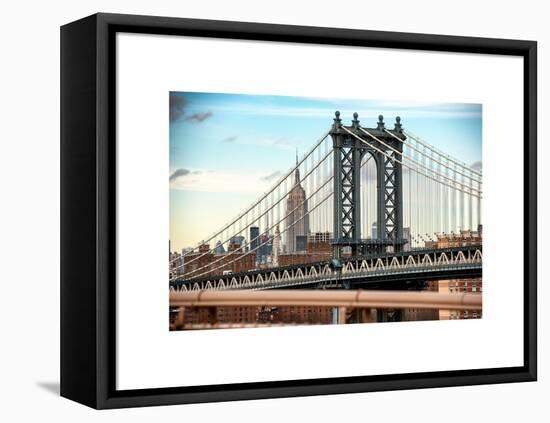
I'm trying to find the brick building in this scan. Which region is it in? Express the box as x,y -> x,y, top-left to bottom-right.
177,306 -> 258,326
429,228 -> 483,320
278,232 -> 334,266
182,243 -> 256,278
439,277 -> 483,320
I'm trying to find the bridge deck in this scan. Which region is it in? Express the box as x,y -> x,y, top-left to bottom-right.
170,245 -> 482,292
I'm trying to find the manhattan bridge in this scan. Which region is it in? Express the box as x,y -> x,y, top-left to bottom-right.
169,112 -> 482,293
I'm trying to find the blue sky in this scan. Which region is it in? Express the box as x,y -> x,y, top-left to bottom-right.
169,92 -> 482,251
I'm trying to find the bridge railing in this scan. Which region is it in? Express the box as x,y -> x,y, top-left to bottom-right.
170,289 -> 481,309
171,246 -> 482,291
170,289 -> 482,330
172,245 -> 482,289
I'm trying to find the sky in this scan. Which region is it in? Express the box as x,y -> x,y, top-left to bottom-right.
169,92 -> 482,252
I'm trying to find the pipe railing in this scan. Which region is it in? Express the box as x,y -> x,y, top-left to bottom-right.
170,289 -> 482,310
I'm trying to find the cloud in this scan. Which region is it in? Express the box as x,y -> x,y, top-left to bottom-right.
470,161 -> 482,171
201,102 -> 482,121
252,137 -> 294,151
184,111 -> 213,123
169,94 -> 188,122
170,169 -> 274,193
261,171 -> 282,182
221,136 -> 238,143
232,137 -> 294,151
170,168 -> 201,182
169,93 -> 212,123
272,138 -> 292,148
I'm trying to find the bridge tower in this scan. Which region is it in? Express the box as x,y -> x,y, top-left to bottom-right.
330,111 -> 406,259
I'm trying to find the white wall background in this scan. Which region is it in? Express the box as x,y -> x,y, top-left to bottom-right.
0,0 -> 547,420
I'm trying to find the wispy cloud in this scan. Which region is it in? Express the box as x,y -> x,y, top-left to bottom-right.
170,93 -> 213,123
170,169 -> 274,193
184,111 -> 213,123
470,161 -> 482,171
261,171 -> 282,182
170,168 -> 200,182
271,138 -> 293,148
203,103 -> 481,121
221,136 -> 238,143
225,136 -> 294,151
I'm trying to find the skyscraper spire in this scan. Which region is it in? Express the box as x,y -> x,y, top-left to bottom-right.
286,148 -> 309,253
294,148 -> 300,185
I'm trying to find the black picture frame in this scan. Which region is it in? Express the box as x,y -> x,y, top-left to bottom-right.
60,12 -> 537,409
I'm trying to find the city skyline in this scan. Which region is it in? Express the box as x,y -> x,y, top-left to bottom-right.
170,92 -> 482,252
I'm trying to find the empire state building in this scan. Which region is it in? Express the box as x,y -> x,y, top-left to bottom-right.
285,156 -> 309,252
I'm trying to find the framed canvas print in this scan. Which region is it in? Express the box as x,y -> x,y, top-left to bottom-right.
60,13 -> 537,409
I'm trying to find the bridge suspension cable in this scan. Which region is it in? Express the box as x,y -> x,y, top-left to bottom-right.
403,129 -> 482,178
359,127 -> 482,196
172,162 -> 336,280
171,114 -> 483,279
170,128 -> 332,263
383,129 -> 482,184
340,126 -> 482,199
170,147 -> 335,270
173,173 -> 336,281
173,155 -> 375,282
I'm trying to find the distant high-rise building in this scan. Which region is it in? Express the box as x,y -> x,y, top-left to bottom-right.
258,232 -> 272,263
403,227 -> 411,251
228,235 -> 246,252
272,225 -> 281,266
257,215 -> 272,264
214,240 -> 225,254
285,153 -> 309,253
229,235 -> 245,247
296,235 -> 307,252
170,245 -> 206,278
250,226 -> 260,253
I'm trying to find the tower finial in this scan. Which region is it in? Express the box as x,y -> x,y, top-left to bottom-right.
377,114 -> 385,130
333,110 -> 342,130
394,116 -> 402,132
352,112 -> 360,128
294,148 -> 301,185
